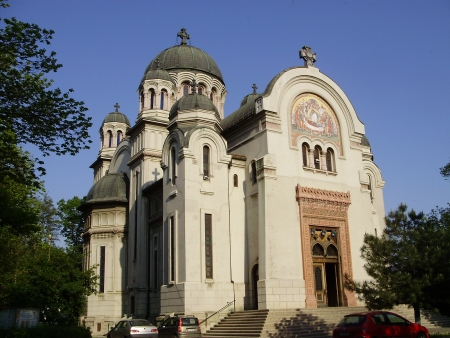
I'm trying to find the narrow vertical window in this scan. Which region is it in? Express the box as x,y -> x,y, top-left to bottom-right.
150,90 -> 155,109
302,143 -> 309,167
198,86 -> 203,95
140,91 -> 144,110
108,131 -> 113,148
203,146 -> 210,178
326,148 -> 334,172
99,246 -> 105,293
170,147 -> 176,184
117,131 -> 122,146
130,296 -> 135,315
233,174 -> 238,187
314,146 -> 320,169
170,216 -> 175,282
251,161 -> 257,184
205,214 -> 213,279
183,85 -> 189,96
153,236 -> 158,289
368,174 -> 374,203
160,90 -> 166,109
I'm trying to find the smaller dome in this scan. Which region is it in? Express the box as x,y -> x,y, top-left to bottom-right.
103,112 -> 131,126
169,93 -> 219,119
361,135 -> 371,147
85,172 -> 129,205
142,68 -> 175,85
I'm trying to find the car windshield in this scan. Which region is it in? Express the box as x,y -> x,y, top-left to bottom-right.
337,315 -> 367,327
130,320 -> 151,327
181,318 -> 198,326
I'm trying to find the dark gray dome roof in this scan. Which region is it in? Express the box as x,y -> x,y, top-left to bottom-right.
145,45 -> 224,84
169,93 -> 220,120
361,135 -> 371,147
221,93 -> 260,131
85,172 -> 129,205
142,68 -> 175,85
103,112 -> 131,126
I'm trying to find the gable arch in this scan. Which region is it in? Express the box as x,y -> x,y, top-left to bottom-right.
184,127 -> 230,165
161,130 -> 182,169
363,160 -> 385,189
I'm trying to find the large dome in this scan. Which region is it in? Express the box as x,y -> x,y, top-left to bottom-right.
144,45 -> 224,84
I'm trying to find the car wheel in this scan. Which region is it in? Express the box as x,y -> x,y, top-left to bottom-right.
417,333 -> 426,338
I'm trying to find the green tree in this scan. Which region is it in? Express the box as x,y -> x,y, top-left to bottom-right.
345,204 -> 441,324
57,196 -> 86,248
37,192 -> 60,241
440,161 -> 450,179
1,240 -> 97,324
0,3 -> 92,180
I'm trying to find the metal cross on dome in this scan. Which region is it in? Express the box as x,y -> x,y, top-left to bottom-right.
190,78 -> 198,93
252,84 -> 258,94
114,103 -> 120,112
155,57 -> 161,69
178,28 -> 190,45
300,46 -> 317,67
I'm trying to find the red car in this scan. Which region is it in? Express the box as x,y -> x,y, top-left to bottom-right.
332,311 -> 430,338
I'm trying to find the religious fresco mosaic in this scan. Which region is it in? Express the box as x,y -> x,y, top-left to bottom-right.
291,93 -> 341,153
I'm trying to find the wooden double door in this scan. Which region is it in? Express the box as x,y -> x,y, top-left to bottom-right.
313,260 -> 342,307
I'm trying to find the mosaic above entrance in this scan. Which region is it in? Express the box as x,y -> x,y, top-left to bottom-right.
291,93 -> 341,151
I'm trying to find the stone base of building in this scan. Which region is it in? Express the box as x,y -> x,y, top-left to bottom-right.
257,279 -> 306,309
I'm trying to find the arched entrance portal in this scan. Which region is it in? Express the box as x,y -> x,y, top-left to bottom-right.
251,264 -> 259,310
311,232 -> 342,307
296,184 -> 357,308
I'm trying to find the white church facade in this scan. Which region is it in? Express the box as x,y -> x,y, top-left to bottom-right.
79,29 -> 385,335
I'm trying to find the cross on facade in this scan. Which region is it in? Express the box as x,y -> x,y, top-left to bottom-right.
152,168 -> 160,181
177,28 -> 190,45
252,84 -> 258,94
190,78 -> 198,93
114,103 -> 120,112
299,46 -> 317,67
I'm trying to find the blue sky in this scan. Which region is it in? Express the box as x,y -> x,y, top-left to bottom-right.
4,0 -> 450,215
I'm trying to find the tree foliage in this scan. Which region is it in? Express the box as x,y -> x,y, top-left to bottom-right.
346,204 -> 450,323
0,237 -> 97,324
440,160 -> 450,179
57,196 -> 86,248
0,6 -> 92,178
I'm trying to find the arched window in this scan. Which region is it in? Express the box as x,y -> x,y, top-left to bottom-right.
251,161 -> 257,185
117,131 -> 122,146
183,84 -> 189,96
170,146 -> 176,184
233,174 -> 238,187
327,245 -> 338,257
203,146 -> 210,178
315,267 -> 323,291
302,143 -> 309,167
326,148 -> 335,172
314,146 -> 321,169
150,89 -> 155,109
160,90 -> 166,109
368,174 -> 374,203
108,131 -> 113,148
140,91 -> 144,111
312,243 -> 324,256
198,86 -> 203,95
210,88 -> 216,104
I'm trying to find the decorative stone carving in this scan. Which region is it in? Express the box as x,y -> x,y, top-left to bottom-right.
296,184 -> 357,308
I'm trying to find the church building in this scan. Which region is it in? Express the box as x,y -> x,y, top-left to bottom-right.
79,28 -> 385,335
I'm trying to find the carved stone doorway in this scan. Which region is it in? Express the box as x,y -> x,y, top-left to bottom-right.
296,184 -> 357,308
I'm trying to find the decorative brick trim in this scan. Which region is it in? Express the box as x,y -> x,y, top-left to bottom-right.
296,184 -> 357,308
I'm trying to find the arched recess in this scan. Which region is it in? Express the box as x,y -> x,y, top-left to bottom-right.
109,140 -> 131,174
184,127 -> 231,166
161,130 -> 182,170
362,160 -> 385,189
262,68 -> 365,151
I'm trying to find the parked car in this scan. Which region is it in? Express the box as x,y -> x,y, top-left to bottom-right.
107,319 -> 158,338
158,315 -> 201,338
332,311 -> 430,338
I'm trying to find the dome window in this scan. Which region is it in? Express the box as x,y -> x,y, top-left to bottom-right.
183,84 -> 189,96
117,131 -> 122,146
108,131 -> 113,148
140,91 -> 144,111
150,89 -> 155,109
160,90 -> 167,110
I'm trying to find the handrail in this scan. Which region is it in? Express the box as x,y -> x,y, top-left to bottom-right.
199,300 -> 235,325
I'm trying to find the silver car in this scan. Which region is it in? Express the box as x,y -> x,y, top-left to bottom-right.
108,319 -> 158,338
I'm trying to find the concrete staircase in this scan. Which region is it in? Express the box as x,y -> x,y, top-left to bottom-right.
203,306 -> 450,338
